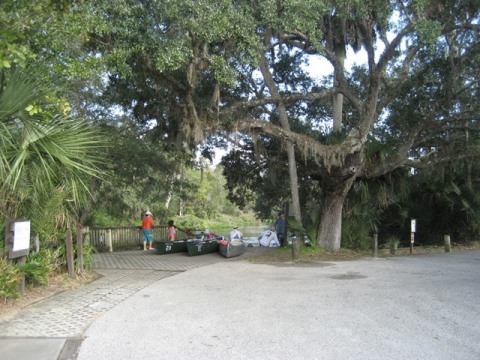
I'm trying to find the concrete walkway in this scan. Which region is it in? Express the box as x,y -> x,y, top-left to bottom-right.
2,249 -> 480,359
0,248 -> 259,360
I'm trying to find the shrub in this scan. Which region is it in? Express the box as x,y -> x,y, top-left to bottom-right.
44,242 -> 94,273
81,243 -> 94,271
19,250 -> 54,286
0,258 -> 22,300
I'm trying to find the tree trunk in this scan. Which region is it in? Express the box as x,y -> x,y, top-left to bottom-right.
464,120 -> 472,188
332,92 -> 344,132
164,167 -> 180,212
258,49 -> 304,261
317,178 -> 356,251
258,51 -> 302,227
332,41 -> 346,133
178,172 -> 184,217
286,141 -> 302,222
164,184 -> 173,211
287,141 -> 302,258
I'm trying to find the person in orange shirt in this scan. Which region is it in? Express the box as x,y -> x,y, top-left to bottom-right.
142,211 -> 154,250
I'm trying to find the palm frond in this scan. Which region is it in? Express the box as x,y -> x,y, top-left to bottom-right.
1,67 -> 105,227
0,70 -> 46,122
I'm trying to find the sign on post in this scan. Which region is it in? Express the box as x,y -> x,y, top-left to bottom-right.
4,219 -> 31,295
410,219 -> 416,254
5,219 -> 31,259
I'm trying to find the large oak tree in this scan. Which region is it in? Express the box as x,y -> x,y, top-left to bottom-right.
76,0 -> 480,250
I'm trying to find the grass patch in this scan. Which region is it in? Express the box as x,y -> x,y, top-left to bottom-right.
248,242 -> 480,263
249,246 -> 369,263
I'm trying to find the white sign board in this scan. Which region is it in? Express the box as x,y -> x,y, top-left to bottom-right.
12,220 -> 31,251
411,219 -> 416,233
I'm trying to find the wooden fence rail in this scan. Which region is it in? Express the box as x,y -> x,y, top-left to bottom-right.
87,226 -> 190,251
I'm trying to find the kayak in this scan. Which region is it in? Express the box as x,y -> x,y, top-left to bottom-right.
218,240 -> 247,258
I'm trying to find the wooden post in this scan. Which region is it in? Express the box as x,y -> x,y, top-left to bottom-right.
292,234 -> 300,260
16,256 -> 26,295
389,238 -> 395,256
107,228 -> 113,252
3,219 -> 11,260
65,228 -> 75,277
410,233 -> 414,254
444,235 -> 451,253
76,226 -> 84,273
373,233 -> 378,258
84,226 -> 90,245
33,233 -> 40,252
5,219 -> 31,293
290,203 -> 299,261
410,219 -> 416,255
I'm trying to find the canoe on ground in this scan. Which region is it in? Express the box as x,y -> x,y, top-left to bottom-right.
218,240 -> 247,258
154,239 -> 197,255
187,239 -> 219,256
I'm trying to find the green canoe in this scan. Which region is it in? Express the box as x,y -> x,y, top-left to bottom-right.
186,239 -> 220,256
154,239 -> 197,255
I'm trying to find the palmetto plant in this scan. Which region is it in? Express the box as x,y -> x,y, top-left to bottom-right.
0,68 -> 104,241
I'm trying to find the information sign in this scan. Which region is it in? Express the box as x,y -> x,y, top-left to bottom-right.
13,220 -> 30,251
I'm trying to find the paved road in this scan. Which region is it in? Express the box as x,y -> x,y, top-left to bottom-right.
78,251 -> 480,360
2,249 -> 480,359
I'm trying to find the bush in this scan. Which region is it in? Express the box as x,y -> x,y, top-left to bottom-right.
0,258 -> 22,300
44,242 -> 93,274
81,243 -> 94,271
19,250 -> 54,286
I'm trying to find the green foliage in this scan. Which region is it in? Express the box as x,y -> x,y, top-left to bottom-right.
407,179 -> 480,244
221,142 -> 293,218
88,209 -> 125,227
20,250 -> 55,287
4,0 -> 476,255
46,242 -> 96,274
174,210 -> 260,233
343,192 -> 377,251
84,123 -> 177,226
0,240 -> 93,301
81,243 -> 94,271
385,236 -> 400,251
0,67 -> 105,240
50,243 -> 70,273
376,161 -> 480,247
0,258 -> 21,300
286,213 -> 320,248
257,0 -> 328,49
342,209 -> 377,251
0,0 -> 75,71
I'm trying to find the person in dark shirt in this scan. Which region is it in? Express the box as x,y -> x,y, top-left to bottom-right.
274,211 -> 285,246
